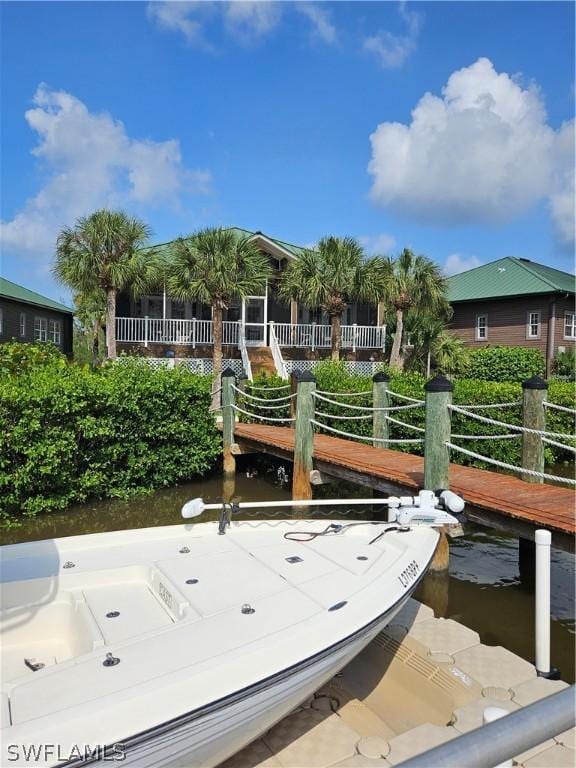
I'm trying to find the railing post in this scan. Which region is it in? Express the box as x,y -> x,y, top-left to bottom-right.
292,371 -> 316,500
352,323 -> 358,353
424,374 -> 453,491
269,320 -> 274,349
311,322 -> 316,352
289,370 -> 300,419
222,368 -> 236,476
372,371 -> 389,447
192,318 -> 196,349
521,375 -> 547,483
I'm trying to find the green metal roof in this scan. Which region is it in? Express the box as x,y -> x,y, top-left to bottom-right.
447,257 -> 575,303
0,277 -> 74,314
145,226 -> 308,259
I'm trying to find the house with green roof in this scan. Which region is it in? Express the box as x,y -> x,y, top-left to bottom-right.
447,257 -> 575,374
116,227 -> 386,377
0,277 -> 74,357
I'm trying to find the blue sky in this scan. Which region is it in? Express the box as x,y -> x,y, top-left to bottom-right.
1,1 -> 574,304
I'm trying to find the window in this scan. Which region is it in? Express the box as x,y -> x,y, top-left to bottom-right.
19,313 -> 26,337
527,311 -> 541,339
476,314 -> 488,341
49,319 -> 61,345
565,312 -> 576,340
34,317 -> 47,341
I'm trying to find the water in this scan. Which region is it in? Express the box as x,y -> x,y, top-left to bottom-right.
2,457 -> 574,682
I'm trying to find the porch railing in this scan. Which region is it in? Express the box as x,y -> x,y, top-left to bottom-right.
274,323 -> 386,351
116,318 -> 386,351
238,322 -> 252,380
269,322 -> 287,378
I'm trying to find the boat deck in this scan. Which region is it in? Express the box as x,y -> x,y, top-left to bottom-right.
219,597 -> 574,768
233,424 -> 576,550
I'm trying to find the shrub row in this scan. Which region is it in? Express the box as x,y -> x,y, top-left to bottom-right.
239,361 -> 575,471
0,351 -> 221,521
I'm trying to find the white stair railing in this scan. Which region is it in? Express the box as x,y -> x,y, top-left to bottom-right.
238,321 -> 253,380
268,322 -> 287,379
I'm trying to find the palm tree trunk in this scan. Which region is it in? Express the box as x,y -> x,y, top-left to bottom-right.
105,288 -> 117,359
92,319 -> 100,366
426,348 -> 431,378
389,308 -> 404,369
213,305 -> 223,376
331,313 -> 342,361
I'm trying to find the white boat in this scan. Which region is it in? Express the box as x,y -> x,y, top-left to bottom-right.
0,491 -> 463,768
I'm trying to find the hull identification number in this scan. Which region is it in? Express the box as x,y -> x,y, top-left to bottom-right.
398,560 -> 419,588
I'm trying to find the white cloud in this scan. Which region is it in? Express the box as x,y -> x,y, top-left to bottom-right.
359,233 -> 396,255
363,2 -> 422,69
146,2 -> 213,46
368,58 -> 575,246
443,253 -> 481,276
224,1 -> 282,42
296,3 -> 337,44
0,85 -> 210,257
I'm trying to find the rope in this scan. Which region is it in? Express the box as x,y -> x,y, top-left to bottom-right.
446,442 -> 576,485
384,415 -> 425,433
455,401 -> 520,410
232,385 -> 293,403
247,383 -> 290,391
450,433 -> 520,440
543,401 -> 576,415
387,390 -> 425,404
231,404 -> 295,423
542,436 -> 576,453
314,409 -> 373,421
312,391 -> 422,412
311,418 -> 423,444
449,404 -> 575,439
315,389 -> 371,398
238,400 -> 289,411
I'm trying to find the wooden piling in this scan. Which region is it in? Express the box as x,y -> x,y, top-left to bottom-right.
372,371 -> 390,447
289,370 -> 300,420
521,375 -> 547,484
292,371 -> 316,500
424,374 -> 453,492
221,368 -> 236,476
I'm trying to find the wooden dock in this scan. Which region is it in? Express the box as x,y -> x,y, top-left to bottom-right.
232,423 -> 575,552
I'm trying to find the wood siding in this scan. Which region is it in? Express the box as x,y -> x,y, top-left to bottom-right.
0,297 -> 73,357
449,294 -> 575,358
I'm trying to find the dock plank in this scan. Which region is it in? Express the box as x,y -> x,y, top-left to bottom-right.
233,423 -> 575,543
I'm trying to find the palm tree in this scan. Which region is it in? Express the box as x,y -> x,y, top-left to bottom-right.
384,249 -> 448,370
432,331 -> 470,377
54,210 -> 152,358
74,289 -> 106,366
279,237 -> 388,360
165,228 -> 272,376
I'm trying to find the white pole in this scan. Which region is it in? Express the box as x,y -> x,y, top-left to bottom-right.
535,529 -> 552,676
482,708 -> 513,768
144,316 -> 149,348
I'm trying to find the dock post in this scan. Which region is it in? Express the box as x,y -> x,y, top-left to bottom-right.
221,368 -> 236,476
521,375 -> 547,483
535,529 -> 552,677
289,370 -> 300,420
372,371 -> 390,447
292,371 -> 316,500
424,374 -> 453,491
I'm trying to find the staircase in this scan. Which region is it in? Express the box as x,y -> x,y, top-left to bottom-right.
247,347 -> 277,377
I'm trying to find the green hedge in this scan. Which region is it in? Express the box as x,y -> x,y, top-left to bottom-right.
465,346 -> 545,382
0,353 -> 221,521
239,362 -> 575,471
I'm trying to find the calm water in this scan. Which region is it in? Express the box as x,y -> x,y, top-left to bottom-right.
3,457 -> 574,682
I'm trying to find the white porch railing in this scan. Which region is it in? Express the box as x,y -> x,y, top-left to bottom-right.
116,319 -> 386,352
269,322 -> 287,378
238,322 -> 252,380
274,323 -> 386,351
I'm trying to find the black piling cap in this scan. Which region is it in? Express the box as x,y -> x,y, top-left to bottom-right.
373,371 -> 390,383
522,375 -> 548,390
222,367 -> 236,378
237,372 -> 249,381
298,370 -> 316,382
424,374 -> 453,392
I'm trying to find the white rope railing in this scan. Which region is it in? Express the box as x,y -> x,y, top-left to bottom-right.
449,404 -> 575,440
312,391 -> 422,412
238,400 -> 290,411
455,401 -> 520,410
385,414 -> 425,433
232,385 -> 293,403
446,442 -> 576,485
450,432 -> 521,441
387,390 -> 425,404
542,436 -> 576,453
315,389 -> 371,398
231,404 -> 295,423
311,419 -> 423,444
314,409 -> 373,421
543,401 -> 576,415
